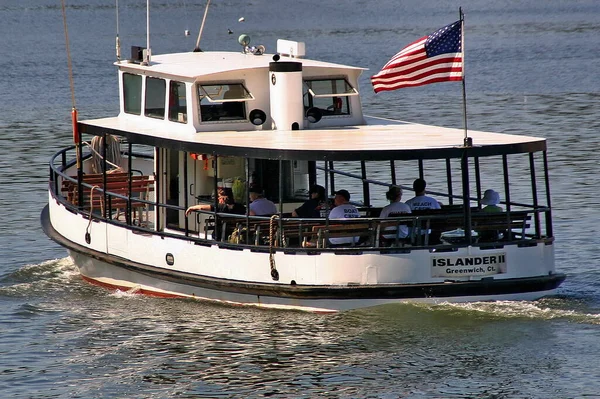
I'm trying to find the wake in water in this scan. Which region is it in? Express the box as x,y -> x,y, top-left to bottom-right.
425,299 -> 600,325
2,257 -> 598,325
0,257 -> 84,298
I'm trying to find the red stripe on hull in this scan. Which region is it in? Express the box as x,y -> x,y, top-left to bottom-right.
80,275 -> 187,299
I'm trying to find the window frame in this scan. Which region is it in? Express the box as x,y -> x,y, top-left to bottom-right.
144,77 -> 167,119
303,77 -> 358,117
168,80 -> 188,124
123,73 -> 143,115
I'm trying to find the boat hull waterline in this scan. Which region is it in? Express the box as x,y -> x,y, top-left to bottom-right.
42,205 -> 565,313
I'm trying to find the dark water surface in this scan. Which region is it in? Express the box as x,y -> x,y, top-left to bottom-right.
1,0 -> 600,398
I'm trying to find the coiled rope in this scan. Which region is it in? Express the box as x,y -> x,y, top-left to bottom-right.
268,215 -> 281,281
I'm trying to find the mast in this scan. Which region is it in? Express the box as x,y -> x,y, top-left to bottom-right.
194,0 -> 212,52
460,8 -> 471,147
143,0 -> 151,65
115,0 -> 121,61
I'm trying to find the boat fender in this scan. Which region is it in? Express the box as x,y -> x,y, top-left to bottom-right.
271,268 -> 279,281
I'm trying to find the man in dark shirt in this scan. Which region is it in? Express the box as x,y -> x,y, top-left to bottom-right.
292,185 -> 327,218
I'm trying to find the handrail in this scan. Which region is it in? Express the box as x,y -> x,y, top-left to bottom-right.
49,145 -> 551,251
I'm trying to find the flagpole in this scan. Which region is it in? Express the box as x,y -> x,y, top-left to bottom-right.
460,8 -> 471,147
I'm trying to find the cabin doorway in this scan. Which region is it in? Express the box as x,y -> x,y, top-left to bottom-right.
165,149 -> 180,228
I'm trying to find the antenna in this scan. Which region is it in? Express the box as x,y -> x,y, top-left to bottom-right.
142,0 -> 151,65
115,0 -> 121,61
193,0 -> 211,52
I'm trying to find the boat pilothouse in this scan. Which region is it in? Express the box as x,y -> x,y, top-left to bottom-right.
42,35 -> 565,312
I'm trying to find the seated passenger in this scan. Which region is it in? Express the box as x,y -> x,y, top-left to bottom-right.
405,178 -> 441,211
292,184 -> 328,218
405,178 -> 441,243
185,187 -> 246,216
481,189 -> 502,212
479,189 -> 504,242
249,184 -> 277,216
380,186 -> 412,243
328,189 -> 360,246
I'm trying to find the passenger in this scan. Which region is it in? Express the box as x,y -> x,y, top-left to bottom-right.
380,186 -> 412,242
328,189 -> 360,246
292,184 -> 327,218
185,187 -> 245,216
478,189 -> 504,242
249,184 -> 277,216
481,189 -> 503,212
405,178 -> 442,211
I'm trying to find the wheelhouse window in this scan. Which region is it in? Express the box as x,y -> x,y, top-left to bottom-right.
145,77 -> 166,119
123,73 -> 142,115
197,83 -> 253,122
168,81 -> 187,123
303,78 -> 357,116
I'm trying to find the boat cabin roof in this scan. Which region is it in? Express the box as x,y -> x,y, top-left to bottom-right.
80,116 -> 546,161
118,51 -> 365,79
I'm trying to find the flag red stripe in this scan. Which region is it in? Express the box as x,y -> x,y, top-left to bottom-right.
372,72 -> 463,93
372,56 -> 462,82
373,75 -> 463,93
382,37 -> 427,68
372,69 -> 463,89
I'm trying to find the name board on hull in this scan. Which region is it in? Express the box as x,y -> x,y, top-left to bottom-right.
431,253 -> 507,277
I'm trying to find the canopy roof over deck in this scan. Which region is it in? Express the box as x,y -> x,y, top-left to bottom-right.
79,116 -> 547,161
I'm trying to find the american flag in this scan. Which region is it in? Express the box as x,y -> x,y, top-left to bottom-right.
371,21 -> 463,93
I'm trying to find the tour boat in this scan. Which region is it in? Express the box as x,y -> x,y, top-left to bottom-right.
41,33 -> 565,312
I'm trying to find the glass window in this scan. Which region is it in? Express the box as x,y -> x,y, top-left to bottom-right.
197,83 -> 253,122
123,73 -> 142,115
303,78 -> 357,116
168,81 -> 187,123
145,77 -> 166,119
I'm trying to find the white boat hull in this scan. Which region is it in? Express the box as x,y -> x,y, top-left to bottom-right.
43,200 -> 564,313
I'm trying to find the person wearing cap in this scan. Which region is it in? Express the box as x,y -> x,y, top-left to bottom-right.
248,184 -> 277,216
292,184 -> 328,218
380,185 -> 412,241
481,189 -> 502,212
405,178 -> 441,211
328,189 -> 360,245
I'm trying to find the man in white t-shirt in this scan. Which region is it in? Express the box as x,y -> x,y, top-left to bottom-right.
328,189 -> 360,245
380,186 -> 411,241
405,178 -> 441,210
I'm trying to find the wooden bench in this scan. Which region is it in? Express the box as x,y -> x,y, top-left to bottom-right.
216,217 -> 324,247
412,211 -> 532,244
375,219 -> 414,247
472,212 -> 532,242
201,211 -> 532,248
62,173 -> 154,224
302,222 -> 374,248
